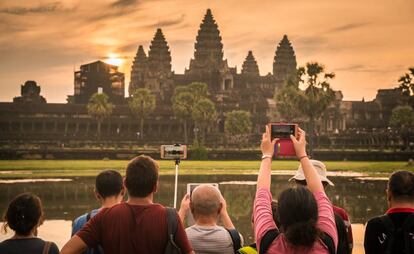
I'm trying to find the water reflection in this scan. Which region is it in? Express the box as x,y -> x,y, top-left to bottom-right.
0,175 -> 387,243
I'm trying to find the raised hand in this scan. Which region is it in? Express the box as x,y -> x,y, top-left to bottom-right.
261,125 -> 279,156
290,127 -> 307,158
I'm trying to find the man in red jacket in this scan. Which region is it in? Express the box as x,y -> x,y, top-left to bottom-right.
61,155 -> 194,254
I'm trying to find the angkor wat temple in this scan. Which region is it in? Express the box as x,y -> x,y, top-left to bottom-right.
0,9 -> 404,148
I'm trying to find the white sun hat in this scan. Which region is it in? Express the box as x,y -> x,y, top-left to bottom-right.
289,159 -> 334,186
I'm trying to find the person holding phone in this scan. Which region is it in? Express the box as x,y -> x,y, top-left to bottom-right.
253,126 -> 338,253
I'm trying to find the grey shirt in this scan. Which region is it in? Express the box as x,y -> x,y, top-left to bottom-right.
185,225 -> 243,254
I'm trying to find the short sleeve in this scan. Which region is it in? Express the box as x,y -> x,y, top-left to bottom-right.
49,242 -> 60,254
76,209 -> 104,248
174,213 -> 193,253
253,188 -> 277,250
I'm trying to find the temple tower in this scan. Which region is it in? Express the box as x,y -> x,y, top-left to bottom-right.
129,45 -> 148,95
273,35 -> 297,86
241,51 -> 260,77
187,9 -> 224,75
148,28 -> 172,76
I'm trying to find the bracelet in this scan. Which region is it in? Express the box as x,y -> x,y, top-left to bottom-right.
298,155 -> 308,161
261,154 -> 272,160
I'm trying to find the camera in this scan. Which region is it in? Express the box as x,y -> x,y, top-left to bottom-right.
268,123 -> 298,140
186,183 -> 219,196
267,123 -> 298,157
160,144 -> 187,160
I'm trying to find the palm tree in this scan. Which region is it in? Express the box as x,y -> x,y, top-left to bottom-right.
192,98 -> 217,145
172,91 -> 194,144
87,93 -> 113,139
298,62 -> 336,156
128,88 -> 156,139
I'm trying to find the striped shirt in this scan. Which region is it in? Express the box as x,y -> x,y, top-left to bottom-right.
185,225 -> 241,254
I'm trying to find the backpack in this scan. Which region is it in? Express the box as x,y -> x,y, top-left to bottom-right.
334,212 -> 350,254
251,228 -> 336,254
85,211 -> 103,254
379,213 -> 414,254
227,228 -> 242,253
164,207 -> 182,254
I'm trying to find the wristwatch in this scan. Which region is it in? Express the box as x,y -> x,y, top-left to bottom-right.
261,154 -> 272,160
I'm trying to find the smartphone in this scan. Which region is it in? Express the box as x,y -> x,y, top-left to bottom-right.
267,123 -> 298,158
268,123 -> 298,140
187,183 -> 219,196
160,144 -> 187,160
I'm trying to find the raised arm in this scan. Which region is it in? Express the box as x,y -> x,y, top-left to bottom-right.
178,194 -> 190,223
257,125 -> 278,190
219,193 -> 235,229
290,128 -> 324,193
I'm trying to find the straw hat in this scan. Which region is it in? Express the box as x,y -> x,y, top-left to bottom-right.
289,159 -> 334,186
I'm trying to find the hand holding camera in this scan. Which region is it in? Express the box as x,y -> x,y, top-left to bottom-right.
290,127 -> 307,158
261,125 -> 278,156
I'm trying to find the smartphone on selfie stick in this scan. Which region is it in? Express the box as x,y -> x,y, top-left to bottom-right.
160,144 -> 187,208
267,123 -> 298,158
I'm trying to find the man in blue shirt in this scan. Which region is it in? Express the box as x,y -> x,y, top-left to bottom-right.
71,169 -> 125,254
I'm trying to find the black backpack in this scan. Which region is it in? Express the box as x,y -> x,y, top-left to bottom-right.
334,212 -> 350,254
256,228 -> 336,254
379,213 -> 414,254
164,207 -> 182,254
227,228 -> 242,253
85,211 -> 103,254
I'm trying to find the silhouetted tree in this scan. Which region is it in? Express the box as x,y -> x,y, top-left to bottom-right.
87,93 -> 113,139
224,110 -> 252,147
192,98 -> 217,145
390,105 -> 414,150
172,91 -> 194,144
128,88 -> 155,139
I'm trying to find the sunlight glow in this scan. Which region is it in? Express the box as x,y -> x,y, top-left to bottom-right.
104,53 -> 124,66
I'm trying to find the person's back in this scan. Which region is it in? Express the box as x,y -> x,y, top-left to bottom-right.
0,193 -> 59,254
62,155 -> 193,254
364,170 -> 414,254
71,169 -> 124,254
289,159 -> 353,254
179,184 -> 242,254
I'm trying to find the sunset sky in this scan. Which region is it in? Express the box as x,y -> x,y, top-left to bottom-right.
0,0 -> 413,102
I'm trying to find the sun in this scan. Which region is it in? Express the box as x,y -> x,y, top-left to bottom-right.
104,53 -> 124,66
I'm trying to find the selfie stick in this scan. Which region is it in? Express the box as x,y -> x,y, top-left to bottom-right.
173,158 -> 180,209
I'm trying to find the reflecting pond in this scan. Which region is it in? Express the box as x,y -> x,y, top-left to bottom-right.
0,174 -> 388,251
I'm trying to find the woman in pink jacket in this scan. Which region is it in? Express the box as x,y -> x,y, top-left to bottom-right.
254,127 -> 338,254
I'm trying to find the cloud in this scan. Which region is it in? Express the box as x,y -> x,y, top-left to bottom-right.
145,14 -> 186,29
328,22 -> 370,33
0,2 -> 65,15
334,64 -> 404,73
110,0 -> 139,8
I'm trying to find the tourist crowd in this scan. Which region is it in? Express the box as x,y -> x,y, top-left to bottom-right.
1,127 -> 413,254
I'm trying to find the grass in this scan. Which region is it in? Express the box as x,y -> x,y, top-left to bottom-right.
0,160 -> 413,178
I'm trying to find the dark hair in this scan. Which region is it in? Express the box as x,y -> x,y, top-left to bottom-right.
125,155 -> 159,197
388,170 -> 414,202
271,200 -> 280,226
277,187 -> 319,248
2,193 -> 43,236
295,179 -> 329,188
95,170 -> 123,198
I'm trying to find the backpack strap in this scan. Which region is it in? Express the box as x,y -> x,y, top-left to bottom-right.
86,211 -> 92,222
42,241 -> 51,254
258,229 -> 279,254
320,232 -> 336,254
165,207 -> 180,250
226,228 -> 242,252
402,213 -> 414,254
380,214 -> 395,254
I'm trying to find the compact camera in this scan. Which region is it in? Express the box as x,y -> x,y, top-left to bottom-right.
160,144 -> 187,160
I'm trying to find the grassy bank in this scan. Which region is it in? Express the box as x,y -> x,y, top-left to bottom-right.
0,160 -> 413,178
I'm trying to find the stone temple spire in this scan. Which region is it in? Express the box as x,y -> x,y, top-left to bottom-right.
148,28 -> 172,74
188,9 -> 224,74
129,45 -> 148,94
241,51 -> 260,77
273,35 -> 297,84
